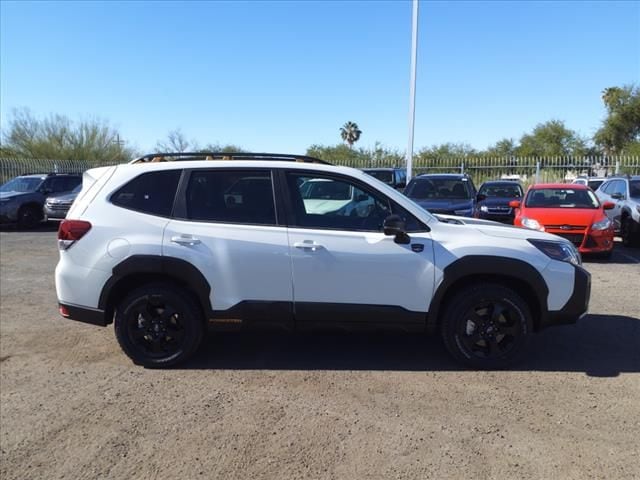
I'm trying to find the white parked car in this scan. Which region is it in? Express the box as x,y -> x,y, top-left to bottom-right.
55,153 -> 591,369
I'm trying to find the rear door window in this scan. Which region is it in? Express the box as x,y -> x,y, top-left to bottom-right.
111,170 -> 182,217
185,170 -> 277,225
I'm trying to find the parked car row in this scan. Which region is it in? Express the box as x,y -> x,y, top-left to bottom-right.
0,173 -> 82,228
360,170 -> 639,252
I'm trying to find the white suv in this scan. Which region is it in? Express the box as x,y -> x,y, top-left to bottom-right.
55,153 -> 591,369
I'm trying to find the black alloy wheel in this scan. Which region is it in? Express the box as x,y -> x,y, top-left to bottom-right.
441,284 -> 532,369
115,284 -> 204,368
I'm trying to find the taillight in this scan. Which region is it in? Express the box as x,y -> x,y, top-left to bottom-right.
58,220 -> 92,250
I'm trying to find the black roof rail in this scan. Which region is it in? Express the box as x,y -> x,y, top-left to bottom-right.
130,152 -> 331,165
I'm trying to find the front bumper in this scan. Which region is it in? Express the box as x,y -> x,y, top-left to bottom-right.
542,265 -> 591,328
548,229 -> 614,254
44,203 -> 71,220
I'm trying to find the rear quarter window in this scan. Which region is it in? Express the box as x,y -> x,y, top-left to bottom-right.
111,170 -> 182,217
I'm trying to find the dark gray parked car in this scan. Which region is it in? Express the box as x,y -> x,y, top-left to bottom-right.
44,184 -> 82,221
362,168 -> 407,191
0,173 -> 82,228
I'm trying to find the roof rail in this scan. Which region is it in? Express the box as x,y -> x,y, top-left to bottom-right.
130,152 -> 331,165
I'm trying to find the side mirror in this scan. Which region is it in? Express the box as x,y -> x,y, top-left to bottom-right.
603,201 -> 615,210
509,200 -> 521,209
383,214 -> 410,244
477,194 -> 487,202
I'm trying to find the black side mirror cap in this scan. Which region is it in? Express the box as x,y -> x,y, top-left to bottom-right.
383,214 -> 411,244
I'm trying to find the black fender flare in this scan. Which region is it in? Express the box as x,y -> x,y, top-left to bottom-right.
426,255 -> 549,333
98,255 -> 213,319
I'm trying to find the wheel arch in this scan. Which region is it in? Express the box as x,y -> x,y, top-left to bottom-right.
427,256 -> 549,333
99,255 -> 213,325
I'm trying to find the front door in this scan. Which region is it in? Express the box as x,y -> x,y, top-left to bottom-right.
283,170 -> 435,326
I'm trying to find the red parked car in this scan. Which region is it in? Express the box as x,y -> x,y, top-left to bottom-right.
511,183 -> 615,257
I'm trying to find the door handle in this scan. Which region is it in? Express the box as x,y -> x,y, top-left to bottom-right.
294,241 -> 324,252
171,235 -> 201,246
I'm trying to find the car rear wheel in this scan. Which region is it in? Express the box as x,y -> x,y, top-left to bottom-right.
621,216 -> 639,247
441,284 -> 532,369
115,284 -> 204,368
17,205 -> 41,229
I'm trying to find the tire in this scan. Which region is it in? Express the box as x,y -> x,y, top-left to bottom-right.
115,284 -> 205,368
440,284 -> 533,369
17,205 -> 41,229
621,216 -> 640,248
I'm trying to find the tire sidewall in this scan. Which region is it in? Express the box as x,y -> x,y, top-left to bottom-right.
115,285 -> 204,368
441,285 -> 532,369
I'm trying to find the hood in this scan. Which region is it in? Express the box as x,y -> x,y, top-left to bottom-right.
47,191 -> 78,203
0,191 -> 31,201
473,222 -> 570,243
413,198 -> 473,212
520,207 -> 604,227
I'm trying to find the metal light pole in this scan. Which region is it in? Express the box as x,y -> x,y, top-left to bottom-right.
406,0 -> 419,181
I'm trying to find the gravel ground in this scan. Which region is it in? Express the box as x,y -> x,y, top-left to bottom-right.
1,227 -> 639,480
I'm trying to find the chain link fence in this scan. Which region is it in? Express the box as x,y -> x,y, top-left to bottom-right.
333,155 -> 640,188
1,155 -> 639,188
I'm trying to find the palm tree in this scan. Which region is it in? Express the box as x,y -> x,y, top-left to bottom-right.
340,121 -> 362,149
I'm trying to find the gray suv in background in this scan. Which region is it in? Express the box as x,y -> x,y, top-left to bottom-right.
595,175 -> 640,247
0,173 -> 82,228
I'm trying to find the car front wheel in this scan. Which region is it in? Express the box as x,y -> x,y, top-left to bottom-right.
441,284 -> 532,369
115,284 -> 205,368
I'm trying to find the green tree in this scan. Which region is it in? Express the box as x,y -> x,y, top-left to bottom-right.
417,142 -> 477,160
485,138 -> 517,157
594,85 -> 640,154
339,121 -> 362,148
0,108 -> 135,161
515,120 -> 588,157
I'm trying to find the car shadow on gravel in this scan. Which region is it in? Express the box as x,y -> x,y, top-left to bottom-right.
0,222 -> 59,233
186,314 -> 639,377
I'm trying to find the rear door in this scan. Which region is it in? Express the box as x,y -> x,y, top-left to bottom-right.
282,170 -> 435,327
163,168 -> 293,326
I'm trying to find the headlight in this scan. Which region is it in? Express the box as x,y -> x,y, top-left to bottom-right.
528,239 -> 581,266
521,216 -> 545,231
480,205 -> 489,213
591,217 -> 612,231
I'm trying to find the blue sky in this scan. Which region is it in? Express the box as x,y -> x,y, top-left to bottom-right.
1,0 -> 639,154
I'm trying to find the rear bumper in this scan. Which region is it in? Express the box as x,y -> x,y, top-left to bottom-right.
58,302 -> 108,327
542,265 -> 591,328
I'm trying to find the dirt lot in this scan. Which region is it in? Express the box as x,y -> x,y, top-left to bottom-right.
1,227 -> 639,480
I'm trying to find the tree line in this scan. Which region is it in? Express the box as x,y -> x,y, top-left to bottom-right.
1,85 -> 637,164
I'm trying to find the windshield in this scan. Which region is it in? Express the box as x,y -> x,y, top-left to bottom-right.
630,180 -> 640,198
364,170 -> 393,184
300,180 -> 351,200
478,183 -> 522,198
406,178 -> 471,200
525,188 -> 599,209
0,176 -> 44,193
